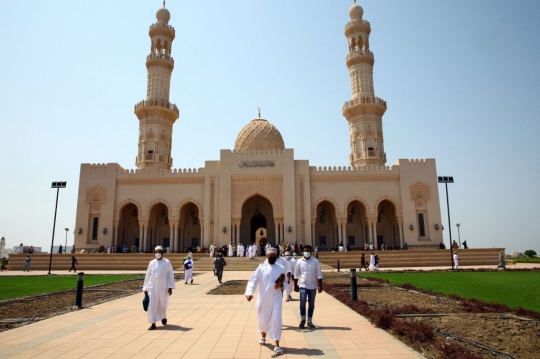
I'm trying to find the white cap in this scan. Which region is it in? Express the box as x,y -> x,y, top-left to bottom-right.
155,246 -> 164,251
267,247 -> 278,255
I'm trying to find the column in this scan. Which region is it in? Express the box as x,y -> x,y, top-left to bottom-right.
275,223 -> 279,245
170,226 -> 175,252
139,226 -> 144,252
397,216 -> 404,249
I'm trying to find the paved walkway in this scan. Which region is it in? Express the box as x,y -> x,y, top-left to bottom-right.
0,271 -> 422,359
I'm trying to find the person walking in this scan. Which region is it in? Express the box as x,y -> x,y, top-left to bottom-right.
58,245 -> 63,254
214,253 -> 226,283
314,246 -> 319,259
183,255 -> 194,284
69,255 -> 78,272
360,253 -> 369,271
368,252 -> 376,271
284,251 -> 296,301
453,252 -> 460,270
245,247 -> 287,355
293,244 -> 323,329
497,251 -> 506,270
23,256 -> 31,272
374,254 -> 380,271
143,246 -> 176,330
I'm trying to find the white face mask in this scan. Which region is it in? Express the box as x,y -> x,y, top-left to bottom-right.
286,256 -> 291,260
155,252 -> 162,260
304,252 -> 311,259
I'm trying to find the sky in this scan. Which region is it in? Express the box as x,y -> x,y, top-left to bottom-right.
1,1 -> 539,254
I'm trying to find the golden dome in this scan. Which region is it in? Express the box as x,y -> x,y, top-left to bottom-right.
234,117 -> 285,151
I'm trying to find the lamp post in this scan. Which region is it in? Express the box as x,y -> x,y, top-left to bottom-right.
64,228 -> 69,254
456,223 -> 461,249
48,181 -> 67,275
438,176 -> 455,270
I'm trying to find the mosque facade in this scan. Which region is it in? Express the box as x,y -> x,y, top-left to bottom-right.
74,3 -> 444,252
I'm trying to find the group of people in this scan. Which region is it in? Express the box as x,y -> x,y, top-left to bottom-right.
142,243 -> 323,356
359,252 -> 380,271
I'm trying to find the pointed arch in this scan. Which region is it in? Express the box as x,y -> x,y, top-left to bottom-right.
176,199 -> 203,220
312,197 -> 341,218
115,199 -> 142,221
344,197 -> 371,216
146,199 -> 172,218
237,190 -> 279,218
374,196 -> 401,215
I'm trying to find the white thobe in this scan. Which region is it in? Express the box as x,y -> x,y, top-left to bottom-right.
184,258 -> 194,283
284,258 -> 296,298
245,263 -> 286,341
238,244 -> 244,257
368,254 -> 376,270
228,244 -> 233,257
143,258 -> 176,324
209,244 -> 214,257
453,254 -> 460,269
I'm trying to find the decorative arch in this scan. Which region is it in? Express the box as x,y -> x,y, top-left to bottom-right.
312,197 -> 341,218
146,199 -> 172,218
115,199 -> 142,221
87,185 -> 107,204
344,197 -> 371,216
237,190 -> 279,218
176,199 -> 203,220
409,181 -> 431,200
374,196 -> 401,215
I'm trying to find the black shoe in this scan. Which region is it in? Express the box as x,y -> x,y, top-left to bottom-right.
191,279 -> 193,284
148,323 -> 156,330
161,319 -> 167,325
307,321 -> 316,329
299,319 -> 306,329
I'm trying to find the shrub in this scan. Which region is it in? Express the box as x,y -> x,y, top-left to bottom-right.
391,319 -> 433,343
524,249 -> 537,258
434,342 -> 484,359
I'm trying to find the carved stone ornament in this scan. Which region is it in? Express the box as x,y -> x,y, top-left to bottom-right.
87,185 -> 106,204
410,181 -> 431,201
239,160 -> 275,168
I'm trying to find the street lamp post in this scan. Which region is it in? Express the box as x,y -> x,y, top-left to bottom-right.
438,176 -> 455,270
48,181 -> 67,275
456,223 -> 461,249
64,228 -> 69,254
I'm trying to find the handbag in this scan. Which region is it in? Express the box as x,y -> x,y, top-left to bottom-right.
142,293 -> 149,312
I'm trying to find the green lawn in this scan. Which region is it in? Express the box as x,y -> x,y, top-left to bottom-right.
358,271 -> 540,312
0,275 -> 144,300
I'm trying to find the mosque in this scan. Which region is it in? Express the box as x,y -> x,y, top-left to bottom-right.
74,2 -> 444,253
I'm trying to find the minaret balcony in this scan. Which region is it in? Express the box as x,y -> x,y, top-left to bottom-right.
346,50 -> 374,67
344,95 -> 386,109
342,95 -> 387,118
345,20 -> 371,37
149,23 -> 175,38
134,100 -> 180,121
147,53 -> 174,64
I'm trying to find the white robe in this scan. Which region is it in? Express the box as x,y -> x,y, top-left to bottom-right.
184,258 -> 193,283
245,263 -> 286,341
453,254 -> 460,269
238,244 -> 244,257
368,254 -> 376,270
284,258 -> 296,298
228,244 -> 233,257
143,258 -> 176,324
209,244 -> 214,257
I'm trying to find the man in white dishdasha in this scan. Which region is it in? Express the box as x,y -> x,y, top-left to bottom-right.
245,247 -> 287,355
143,246 -> 176,330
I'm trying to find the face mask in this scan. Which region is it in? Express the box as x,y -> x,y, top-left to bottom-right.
303,252 -> 311,259
268,256 -> 277,264
155,252 -> 162,260
286,256 -> 291,260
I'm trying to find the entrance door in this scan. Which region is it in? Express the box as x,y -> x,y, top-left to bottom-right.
163,238 -> 170,249
319,236 -> 327,251
377,235 -> 383,250
191,238 -> 199,248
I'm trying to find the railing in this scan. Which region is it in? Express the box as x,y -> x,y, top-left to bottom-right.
343,95 -> 386,109
134,100 -> 179,114
345,19 -> 370,31
368,150 -> 377,158
346,49 -> 373,61
147,53 -> 174,64
150,23 -> 175,32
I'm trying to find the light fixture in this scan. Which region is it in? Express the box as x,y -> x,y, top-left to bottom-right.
409,224 -> 414,231
434,224 -> 440,230
78,228 -> 82,234
102,228 -> 107,234
260,229 -> 264,236
380,206 -> 386,215
287,226 -> 292,233
131,209 -> 137,217
222,226 -> 227,233
189,208 -> 195,217
350,207 -> 356,215
160,208 -> 166,217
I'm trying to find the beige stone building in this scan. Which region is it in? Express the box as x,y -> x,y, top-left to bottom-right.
74,3 -> 443,253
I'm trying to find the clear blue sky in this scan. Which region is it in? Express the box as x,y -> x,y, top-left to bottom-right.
1,1 -> 539,254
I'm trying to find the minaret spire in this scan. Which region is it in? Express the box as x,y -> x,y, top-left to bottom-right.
343,3 -> 387,167
134,4 -> 179,169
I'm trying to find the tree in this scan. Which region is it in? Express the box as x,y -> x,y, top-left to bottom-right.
524,250 -> 537,258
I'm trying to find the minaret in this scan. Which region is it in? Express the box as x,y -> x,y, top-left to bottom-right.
343,1 -> 387,167
134,2 -> 179,169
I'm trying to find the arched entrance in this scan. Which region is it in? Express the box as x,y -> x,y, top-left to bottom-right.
314,201 -> 338,251
345,201 -> 368,249
240,195 -> 275,247
148,203 -> 170,251
376,200 -> 399,249
119,203 -> 140,250
179,203 -> 201,252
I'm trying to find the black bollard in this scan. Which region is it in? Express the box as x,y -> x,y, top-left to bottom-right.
350,268 -> 357,301
337,259 -> 340,272
75,272 -> 84,309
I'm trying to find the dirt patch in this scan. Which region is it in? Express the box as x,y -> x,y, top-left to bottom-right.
0,274 -> 185,333
207,280 -> 248,295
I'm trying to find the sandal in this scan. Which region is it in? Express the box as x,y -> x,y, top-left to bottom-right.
259,337 -> 266,345
274,346 -> 283,355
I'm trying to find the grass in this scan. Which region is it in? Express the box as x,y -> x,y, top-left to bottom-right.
512,258 -> 540,263
358,271 -> 540,312
0,275 -> 144,300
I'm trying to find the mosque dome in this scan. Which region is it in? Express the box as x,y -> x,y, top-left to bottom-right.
234,117 -> 285,151
156,6 -> 171,24
349,3 -> 364,21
